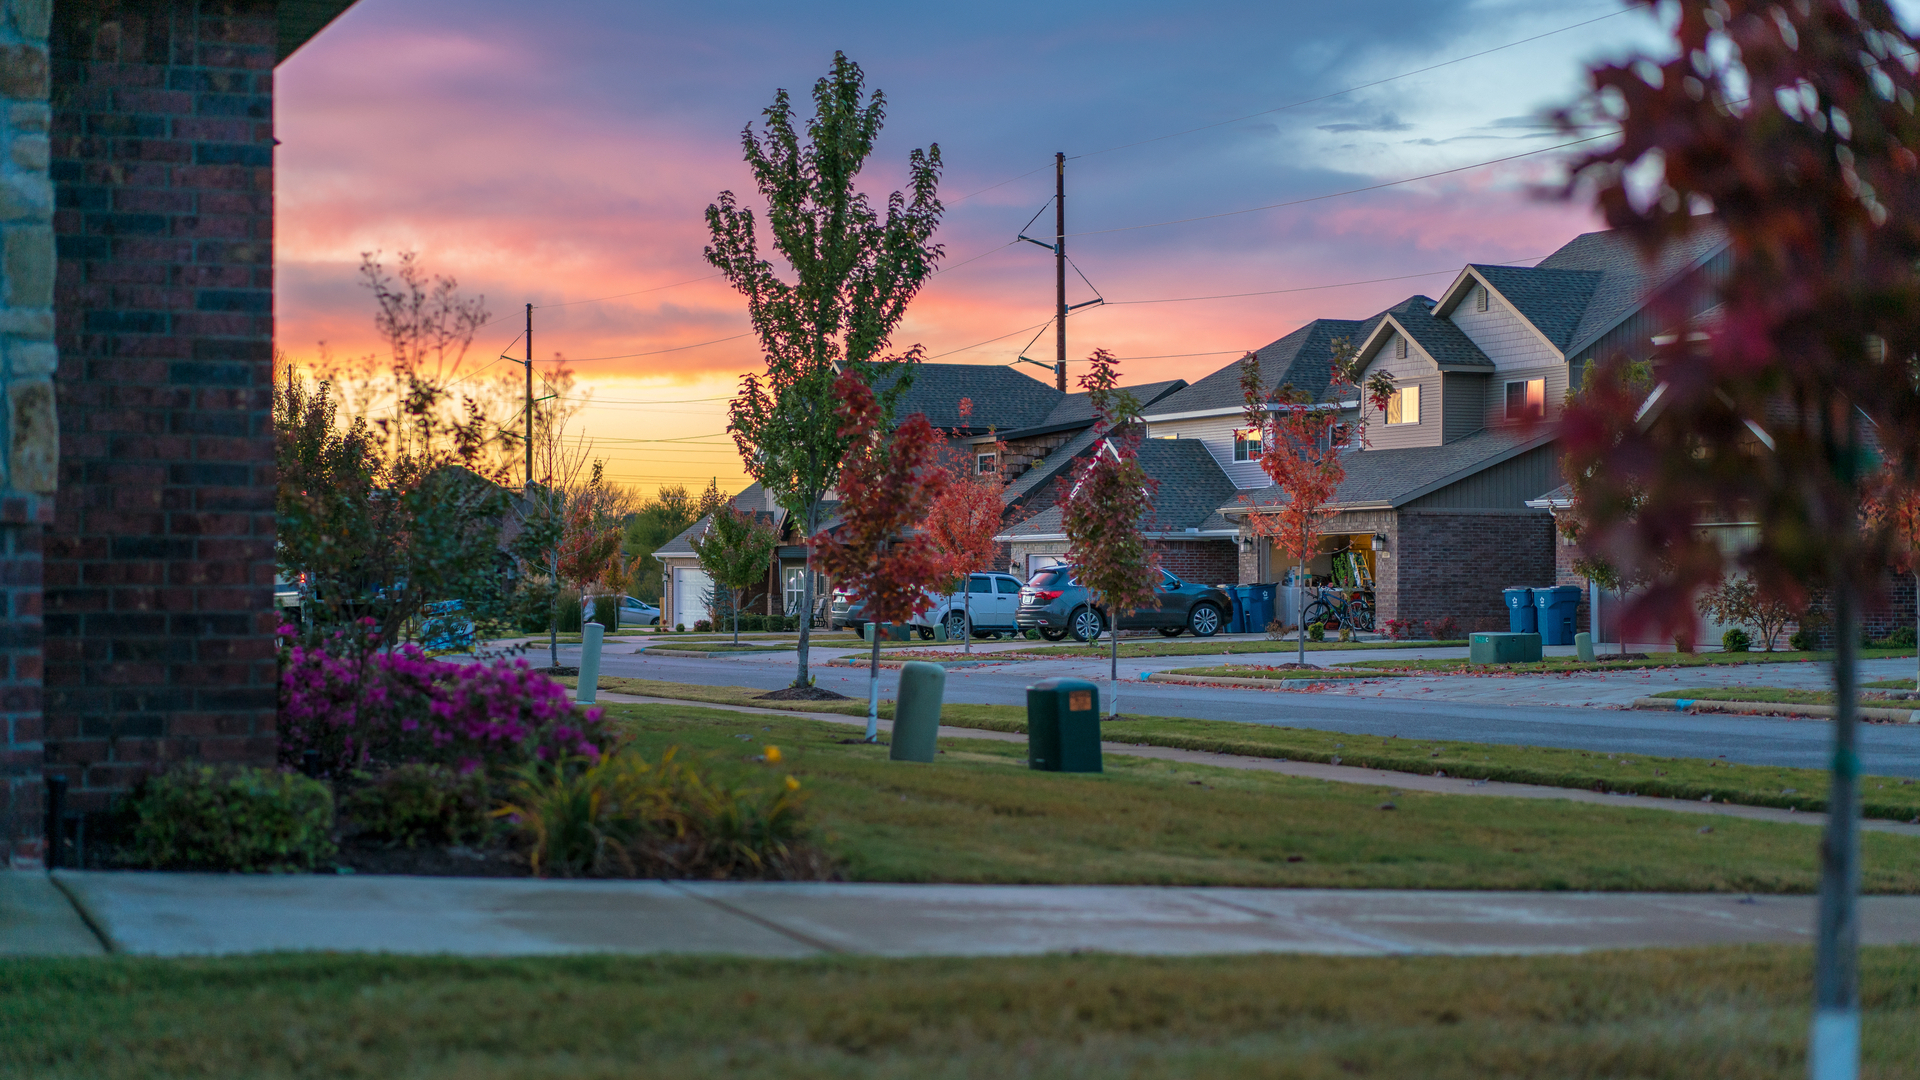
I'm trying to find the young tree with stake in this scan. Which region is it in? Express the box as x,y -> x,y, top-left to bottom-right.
1060,350 -> 1159,719
923,399 -> 1007,656
707,51 -> 944,691
1555,5 -> 1920,1074
811,368 -> 951,740
1238,344 -> 1372,665
692,497 -> 781,646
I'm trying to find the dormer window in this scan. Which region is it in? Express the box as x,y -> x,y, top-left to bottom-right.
1384,386 -> 1420,425
1233,427 -> 1263,462
1476,286 -> 1489,313
1395,335 -> 1408,359
1505,378 -> 1546,421
976,452 -> 997,476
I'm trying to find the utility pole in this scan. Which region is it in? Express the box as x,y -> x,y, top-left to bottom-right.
1054,152 -> 1066,393
524,302 -> 534,491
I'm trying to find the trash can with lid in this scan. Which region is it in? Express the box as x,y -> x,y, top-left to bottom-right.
1534,585 -> 1583,646
1229,585 -> 1253,634
1246,583 -> 1278,635
1503,587 -> 1538,634
1026,677 -> 1102,773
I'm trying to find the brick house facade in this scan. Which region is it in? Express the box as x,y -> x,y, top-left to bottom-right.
1,0 -> 354,868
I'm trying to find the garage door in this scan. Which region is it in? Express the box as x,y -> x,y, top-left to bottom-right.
673,567 -> 714,628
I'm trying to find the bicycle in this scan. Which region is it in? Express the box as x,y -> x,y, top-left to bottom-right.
1300,588 -> 1374,634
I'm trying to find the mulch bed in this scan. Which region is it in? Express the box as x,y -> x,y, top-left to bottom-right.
539,665 -> 580,676
756,685 -> 854,701
333,839 -> 529,877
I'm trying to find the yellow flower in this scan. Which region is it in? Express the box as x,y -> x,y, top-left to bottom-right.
764,745 -> 783,764
785,775 -> 801,791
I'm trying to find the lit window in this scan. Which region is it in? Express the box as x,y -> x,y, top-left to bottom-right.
1504,378 -> 1546,420
1233,427 -> 1263,462
1385,385 -> 1420,425
976,452 -> 997,475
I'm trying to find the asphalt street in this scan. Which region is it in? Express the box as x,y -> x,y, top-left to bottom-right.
514,641 -> 1920,778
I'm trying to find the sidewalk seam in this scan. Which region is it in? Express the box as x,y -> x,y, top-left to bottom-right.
663,882 -> 855,956
47,872 -> 116,954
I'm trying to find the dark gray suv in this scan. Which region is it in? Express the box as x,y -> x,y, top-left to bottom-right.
1016,566 -> 1233,642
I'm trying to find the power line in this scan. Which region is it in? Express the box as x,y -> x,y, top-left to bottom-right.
559,333 -> 755,362
1106,259 -> 1546,305
1071,134 -> 1610,237
534,273 -> 725,309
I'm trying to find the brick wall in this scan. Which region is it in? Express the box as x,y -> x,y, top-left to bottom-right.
1391,509 -> 1553,631
0,0 -> 57,869
43,0 -> 277,832
1156,539 -> 1234,585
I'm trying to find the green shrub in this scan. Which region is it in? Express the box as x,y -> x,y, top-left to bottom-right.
693,619 -> 713,633
118,766 -> 335,872
1721,627 -> 1752,652
341,764 -> 489,848
674,623 -> 685,632
496,748 -> 829,880
1307,622 -> 1326,643
590,595 -> 618,629
556,591 -> 583,633
1883,626 -> 1917,649
1790,627 -> 1817,651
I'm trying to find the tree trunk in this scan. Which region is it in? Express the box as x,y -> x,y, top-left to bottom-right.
732,585 -> 741,646
1109,612 -> 1119,719
795,501 -> 817,688
1912,570 -> 1917,688
1812,572 -> 1862,1080
963,584 -> 971,656
1297,558 -> 1307,667
865,622 -> 881,742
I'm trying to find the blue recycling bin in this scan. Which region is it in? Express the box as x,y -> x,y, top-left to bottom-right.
1534,585 -> 1583,646
1230,585 -> 1253,634
1503,587 -> 1537,634
1245,583 -> 1277,635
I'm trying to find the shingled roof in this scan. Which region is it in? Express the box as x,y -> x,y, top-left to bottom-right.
1233,427 -> 1554,512
1373,295 -> 1492,370
1017,379 -> 1187,435
1535,225 -> 1730,355
1468,264 -> 1602,352
880,363 -> 1062,434
1144,318 -> 1370,417
998,437 -> 1240,539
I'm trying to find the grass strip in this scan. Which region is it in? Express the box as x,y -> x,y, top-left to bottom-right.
1015,638 -> 1468,659
583,677 -> 1920,821
1651,687 -> 1915,707
606,703 -> 1920,891
1162,665 -> 1406,681
1339,647 -> 1916,674
8,948 -> 1920,1079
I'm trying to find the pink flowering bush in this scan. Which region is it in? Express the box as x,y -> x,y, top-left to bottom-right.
278,621 -> 612,778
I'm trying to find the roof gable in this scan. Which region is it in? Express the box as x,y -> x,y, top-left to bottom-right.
880,363 -> 1062,433
1144,318 -> 1368,417
1355,296 -> 1492,373
1534,225 -> 1730,356
1433,264 -> 1602,353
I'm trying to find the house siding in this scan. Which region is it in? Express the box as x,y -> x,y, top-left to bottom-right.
1485,363 -> 1570,429
1450,283 -> 1560,370
1441,373 -> 1485,443
1402,443 -> 1564,511
1143,412 -> 1268,489
1359,334 -> 1442,450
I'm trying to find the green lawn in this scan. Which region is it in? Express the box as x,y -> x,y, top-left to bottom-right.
1340,647 -> 1916,675
1011,638 -> 1469,659
1162,665 -> 1406,681
1649,687 -> 1914,708
584,678 -> 1920,820
9,947 -> 1920,1079
604,703 -> 1920,891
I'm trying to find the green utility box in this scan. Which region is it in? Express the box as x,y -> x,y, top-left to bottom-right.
862,621 -> 913,643
1470,631 -> 1542,664
1026,677 -> 1103,773
891,661 -> 945,763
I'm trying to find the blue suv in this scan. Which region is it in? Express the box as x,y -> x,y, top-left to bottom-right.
1016,566 -> 1232,642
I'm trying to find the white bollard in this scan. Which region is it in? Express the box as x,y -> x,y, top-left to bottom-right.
577,621 -> 604,704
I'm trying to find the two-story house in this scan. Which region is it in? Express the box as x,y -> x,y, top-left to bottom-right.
997,227 -> 1730,632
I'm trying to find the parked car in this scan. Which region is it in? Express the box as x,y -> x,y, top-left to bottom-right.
418,599 -> 475,652
908,572 -> 1025,640
1016,566 -> 1232,642
618,595 -> 661,627
831,588 -> 861,632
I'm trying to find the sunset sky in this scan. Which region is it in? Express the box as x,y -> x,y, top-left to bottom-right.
273,0 -> 1686,497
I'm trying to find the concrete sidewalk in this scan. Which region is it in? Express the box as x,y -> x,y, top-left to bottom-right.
31,871 -> 1920,958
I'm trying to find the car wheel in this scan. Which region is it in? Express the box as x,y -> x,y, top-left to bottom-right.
1188,603 -> 1223,638
943,610 -> 967,641
1156,626 -> 1184,638
1039,627 -> 1068,641
1070,606 -> 1104,643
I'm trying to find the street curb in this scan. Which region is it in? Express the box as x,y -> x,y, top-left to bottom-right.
824,657 -> 1019,670
1145,671 -> 1399,690
1632,696 -> 1920,723
644,648 -> 796,659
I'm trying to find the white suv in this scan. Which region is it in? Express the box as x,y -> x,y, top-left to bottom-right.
909,572 -> 1026,640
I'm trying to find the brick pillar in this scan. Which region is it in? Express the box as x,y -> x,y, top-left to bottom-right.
0,0 -> 55,869
43,0 -> 276,835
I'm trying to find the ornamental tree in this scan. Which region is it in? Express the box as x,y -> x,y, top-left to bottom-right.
810,367 -> 951,740
708,51 -> 945,691
693,498 -> 780,646
923,398 -> 1007,656
1554,4 -> 1920,1071
1238,341 -> 1361,664
1060,349 -> 1159,719
1863,465 -> 1920,682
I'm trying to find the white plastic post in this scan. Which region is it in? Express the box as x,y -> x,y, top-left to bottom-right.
577,621 -> 604,704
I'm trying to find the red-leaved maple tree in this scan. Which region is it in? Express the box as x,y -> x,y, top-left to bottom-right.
1864,465 -> 1920,685
1238,342 -> 1366,664
1060,349 -> 1159,718
811,366 -> 951,739
923,398 -> 1007,656
1553,3 -> 1920,1071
